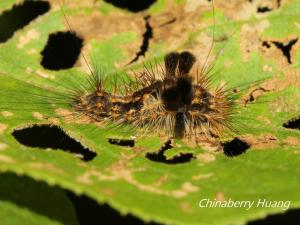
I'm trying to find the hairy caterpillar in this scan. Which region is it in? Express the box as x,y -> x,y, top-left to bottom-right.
73,51 -> 235,140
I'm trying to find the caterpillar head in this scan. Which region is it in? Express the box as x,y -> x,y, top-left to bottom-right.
135,51 -> 234,140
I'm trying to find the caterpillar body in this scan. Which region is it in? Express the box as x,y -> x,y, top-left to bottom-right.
73,51 -> 235,141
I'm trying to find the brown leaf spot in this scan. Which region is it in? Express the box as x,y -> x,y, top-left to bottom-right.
17,28 -> 40,49
215,191 -> 226,201
172,182 -> 199,198
215,1 -> 257,20
224,60 -> 233,68
0,155 -> 15,163
50,0 -> 94,10
27,49 -> 37,55
69,10 -> 144,66
196,153 -> 216,162
240,20 -> 270,61
77,153 -> 199,198
36,69 -> 55,79
262,64 -> 273,72
1,111 -> 13,117
284,137 -> 300,147
151,2 -> 212,55
32,112 -> 44,120
256,116 -> 272,125
0,123 -> 8,134
47,117 -> 60,125
100,188 -> 115,196
263,69 -> 300,91
26,67 -> 33,74
184,0 -> 207,12
55,108 -> 74,123
76,170 -> 112,185
153,174 -> 169,187
269,95 -> 300,115
29,162 -> 67,175
241,134 -> 278,149
182,181 -> 199,192
192,173 -> 214,181
0,143 -> 7,151
179,202 -> 194,214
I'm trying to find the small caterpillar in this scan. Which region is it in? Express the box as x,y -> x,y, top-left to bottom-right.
72,51 -> 235,140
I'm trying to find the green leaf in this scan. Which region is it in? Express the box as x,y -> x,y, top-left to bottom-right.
0,173 -> 79,225
0,0 -> 300,225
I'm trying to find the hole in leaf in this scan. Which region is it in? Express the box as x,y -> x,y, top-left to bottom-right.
283,116 -> 300,130
41,31 -> 83,70
12,124 -> 96,161
0,0 -> 50,43
146,140 -> 195,164
272,39 -> 298,64
262,41 -> 271,48
244,87 -> 269,105
257,6 -> 272,13
222,138 -> 250,157
108,138 -> 135,147
127,15 -> 153,64
103,0 -> 157,12
68,192 -> 161,225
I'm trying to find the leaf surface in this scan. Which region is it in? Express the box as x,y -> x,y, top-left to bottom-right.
0,1 -> 299,225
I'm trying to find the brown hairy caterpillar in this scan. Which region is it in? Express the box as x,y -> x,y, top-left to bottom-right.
73,51 -> 235,140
